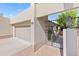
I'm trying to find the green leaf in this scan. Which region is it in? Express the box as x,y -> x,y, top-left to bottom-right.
57,9 -> 77,29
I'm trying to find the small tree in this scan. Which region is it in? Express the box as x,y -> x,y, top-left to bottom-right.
57,9 -> 77,29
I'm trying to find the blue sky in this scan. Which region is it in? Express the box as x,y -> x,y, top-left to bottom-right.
0,3 -> 30,18
48,13 -> 59,21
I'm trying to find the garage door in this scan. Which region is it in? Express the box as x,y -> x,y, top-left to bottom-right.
16,27 -> 31,42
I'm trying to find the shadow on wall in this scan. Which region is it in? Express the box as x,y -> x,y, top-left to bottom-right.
34,16 -> 48,52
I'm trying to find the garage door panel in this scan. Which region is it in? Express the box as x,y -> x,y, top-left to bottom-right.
16,27 -> 31,42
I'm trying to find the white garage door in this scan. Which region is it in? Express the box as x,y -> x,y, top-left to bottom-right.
16,27 -> 31,42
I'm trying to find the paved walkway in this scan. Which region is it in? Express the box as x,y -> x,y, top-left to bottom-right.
35,45 -> 62,56
16,44 -> 62,56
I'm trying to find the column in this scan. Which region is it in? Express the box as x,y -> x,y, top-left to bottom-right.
12,26 -> 16,37
63,29 -> 77,56
30,3 -> 36,52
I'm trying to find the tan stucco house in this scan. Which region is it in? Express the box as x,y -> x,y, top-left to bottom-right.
10,3 -> 79,51
0,3 -> 79,55
0,14 -> 12,39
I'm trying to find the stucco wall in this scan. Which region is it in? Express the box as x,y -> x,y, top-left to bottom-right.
64,3 -> 73,9
34,16 -> 48,51
0,16 -> 12,37
36,3 -> 64,17
36,3 -> 79,17
73,4 -> 79,8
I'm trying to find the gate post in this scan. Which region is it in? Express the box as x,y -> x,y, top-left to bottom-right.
63,29 -> 77,56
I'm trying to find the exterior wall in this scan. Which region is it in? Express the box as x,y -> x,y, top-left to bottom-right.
0,16 -> 12,37
13,20 -> 31,27
34,16 -> 48,51
64,3 -> 73,9
73,4 -> 79,8
36,3 -> 64,17
36,3 -> 79,17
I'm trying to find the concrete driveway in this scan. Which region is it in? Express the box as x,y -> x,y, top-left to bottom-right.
0,37 -> 31,56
